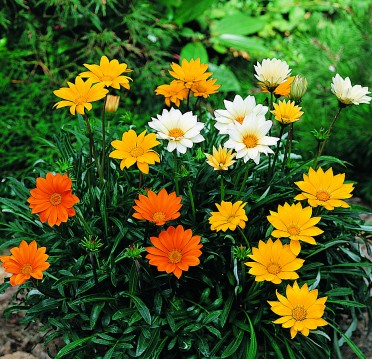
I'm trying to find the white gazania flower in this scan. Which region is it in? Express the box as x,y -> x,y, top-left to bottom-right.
331,74 -> 371,105
224,114 -> 279,164
254,58 -> 291,92
214,95 -> 268,134
148,108 -> 205,154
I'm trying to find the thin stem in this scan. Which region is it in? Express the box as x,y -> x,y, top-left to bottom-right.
238,227 -> 250,250
220,174 -> 225,201
100,96 -> 107,187
268,124 -> 285,180
173,151 -> 179,196
84,114 -> 100,179
282,123 -> 293,170
314,107 -> 343,168
187,181 -> 196,223
89,252 -> 99,286
238,165 -> 249,198
75,208 -> 93,235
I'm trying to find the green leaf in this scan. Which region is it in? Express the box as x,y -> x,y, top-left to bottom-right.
211,14 -> 265,36
123,293 -> 152,325
261,328 -> 285,359
90,302 -> 105,329
174,0 -> 215,26
221,329 -> 244,358
208,63 -> 241,92
326,287 -> 354,297
327,299 -> 366,308
219,292 -> 234,328
213,34 -> 267,54
246,314 -> 257,358
55,335 -> 95,359
180,42 -> 208,63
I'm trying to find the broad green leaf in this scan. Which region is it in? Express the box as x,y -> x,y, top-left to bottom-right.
208,63 -> 241,92
174,0 -> 215,26
211,14 -> 265,36
327,299 -> 366,308
221,329 -> 244,358
55,336 -> 95,359
246,314 -> 257,358
90,302 -> 105,329
214,34 -> 267,54
123,293 -> 152,325
180,42 -> 208,63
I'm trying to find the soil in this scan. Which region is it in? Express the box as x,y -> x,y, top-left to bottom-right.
0,200 -> 371,359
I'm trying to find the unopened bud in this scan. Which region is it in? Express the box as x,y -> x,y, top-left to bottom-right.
105,95 -> 120,113
290,75 -> 308,103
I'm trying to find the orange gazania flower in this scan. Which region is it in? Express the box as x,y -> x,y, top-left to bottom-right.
146,225 -> 203,279
133,188 -> 182,226
0,240 -> 50,286
27,173 -> 80,226
155,80 -> 189,107
169,58 -> 212,89
191,78 -> 221,98
262,76 -> 295,97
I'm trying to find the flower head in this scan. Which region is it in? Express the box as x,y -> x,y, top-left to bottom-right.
254,58 -> 291,92
27,173 -> 80,226
155,80 -> 189,107
294,167 -> 354,210
209,201 -> 248,232
109,130 -> 160,174
133,188 -> 182,226
146,225 -> 203,279
262,76 -> 295,97
190,78 -> 220,98
205,146 -> 236,171
224,114 -> 278,164
0,240 -> 50,286
331,73 -> 371,106
169,58 -> 212,89
105,94 -> 120,113
79,55 -> 133,90
289,75 -> 308,103
53,76 -> 109,115
214,95 -> 268,135
271,100 -> 303,125
268,281 -> 328,339
245,238 -> 304,284
148,108 -> 204,154
267,202 -> 323,255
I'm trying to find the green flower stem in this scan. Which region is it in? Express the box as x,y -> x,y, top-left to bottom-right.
89,252 -> 99,286
187,181 -> 196,223
173,152 -> 179,196
75,208 -> 93,236
84,114 -> 100,180
314,107 -> 343,168
100,96 -> 107,187
238,165 -> 249,198
220,174 -> 225,201
238,227 -> 250,250
282,123 -> 293,170
268,124 -> 285,180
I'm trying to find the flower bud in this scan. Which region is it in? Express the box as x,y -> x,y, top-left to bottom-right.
290,75 -> 308,103
105,94 -> 120,113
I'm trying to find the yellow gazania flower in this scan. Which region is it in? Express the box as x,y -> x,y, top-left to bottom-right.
267,202 -> 323,255
294,167 -> 354,210
209,201 -> 248,232
79,55 -> 133,90
53,76 -> 109,115
105,94 -> 120,113
109,130 -> 160,174
190,78 -> 221,98
169,58 -> 212,89
205,146 -> 236,171
271,100 -> 303,125
262,76 -> 295,97
155,80 -> 189,107
268,281 -> 328,339
245,238 -> 304,284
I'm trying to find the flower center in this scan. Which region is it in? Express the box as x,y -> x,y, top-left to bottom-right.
75,96 -> 87,105
287,225 -> 300,236
168,128 -> 184,139
152,211 -> 166,223
243,134 -> 258,148
100,75 -> 113,82
130,147 -> 145,157
267,262 -> 281,275
316,191 -> 331,202
235,116 -> 245,124
292,306 -> 307,321
168,249 -> 182,264
21,264 -> 33,275
50,193 -> 62,206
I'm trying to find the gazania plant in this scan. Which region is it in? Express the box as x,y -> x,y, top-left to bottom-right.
0,55 -> 371,359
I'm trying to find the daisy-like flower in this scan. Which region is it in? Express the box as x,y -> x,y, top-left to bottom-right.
262,76 -> 295,97
79,55 -> 133,90
254,58 -> 291,92
146,225 -> 203,279
148,108 -> 204,154
271,100 -> 303,125
53,76 -> 109,115
267,202 -> 323,255
245,238 -> 304,284
224,114 -> 278,164
133,188 -> 182,226
268,281 -> 328,339
205,146 -> 236,171
109,129 -> 160,174
169,58 -> 212,89
214,95 -> 268,135
331,73 -> 371,106
209,201 -> 248,232
294,167 -> 354,210
0,240 -> 50,286
190,78 -> 221,98
155,80 -> 189,107
27,173 -> 80,227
